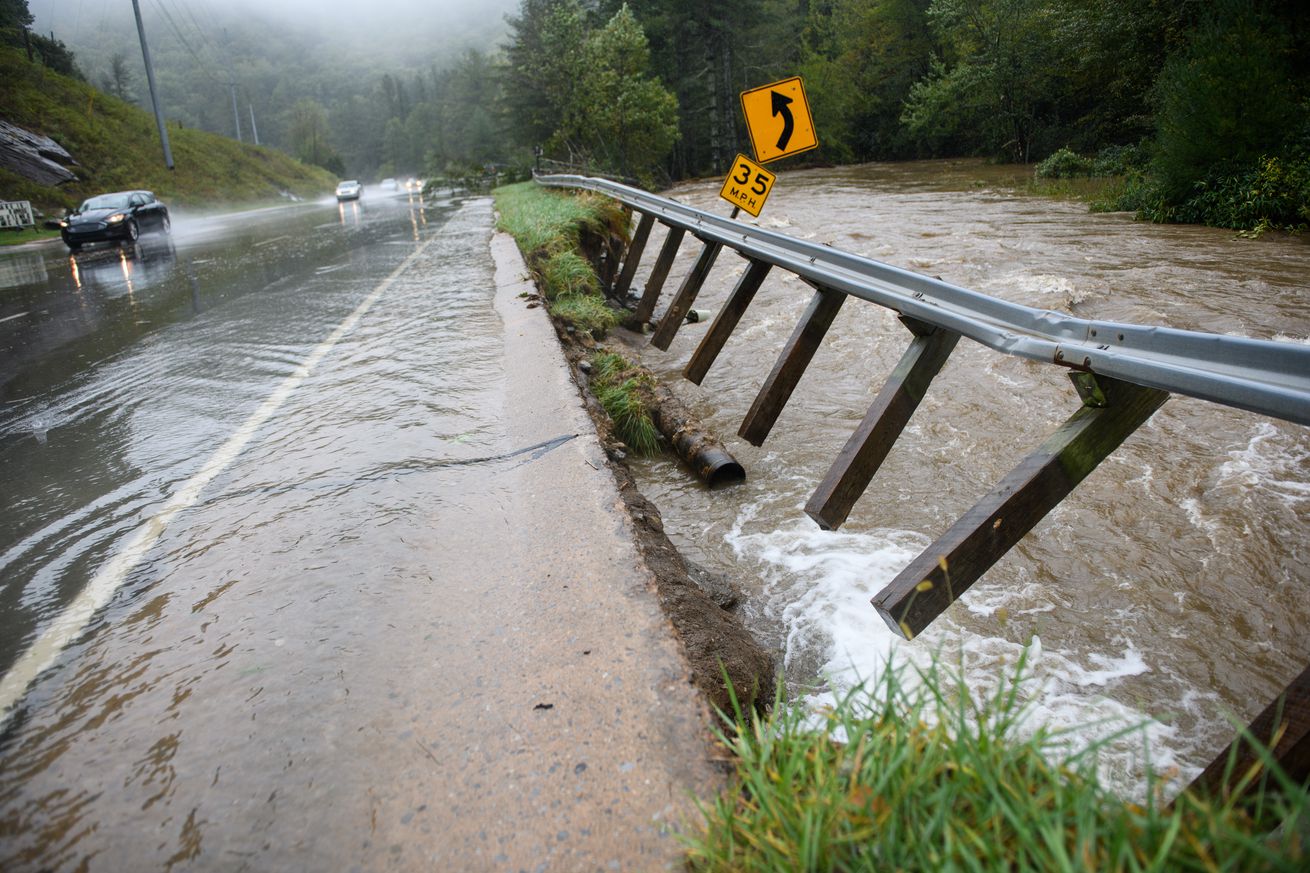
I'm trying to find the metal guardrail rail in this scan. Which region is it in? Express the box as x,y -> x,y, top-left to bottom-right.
538,173 -> 1310,426
535,172 -> 1310,796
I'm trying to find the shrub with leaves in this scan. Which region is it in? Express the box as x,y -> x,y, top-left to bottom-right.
1035,147 -> 1096,179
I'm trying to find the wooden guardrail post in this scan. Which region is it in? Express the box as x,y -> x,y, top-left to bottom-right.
651,239 -> 722,350
612,212 -> 654,299
806,317 -> 961,531
738,284 -> 847,446
1189,663 -> 1310,803
633,226 -> 685,324
872,374 -> 1169,639
684,259 -> 772,385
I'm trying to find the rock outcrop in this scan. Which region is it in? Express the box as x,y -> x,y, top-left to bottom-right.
0,120 -> 78,186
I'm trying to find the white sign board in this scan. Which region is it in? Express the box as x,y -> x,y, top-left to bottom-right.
0,200 -> 36,230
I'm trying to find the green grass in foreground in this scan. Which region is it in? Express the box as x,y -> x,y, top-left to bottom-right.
687,656 -> 1308,872
494,181 -> 626,336
0,226 -> 60,246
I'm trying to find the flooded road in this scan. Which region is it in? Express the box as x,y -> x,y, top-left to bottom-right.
625,160 -> 1310,795
0,192 -> 719,869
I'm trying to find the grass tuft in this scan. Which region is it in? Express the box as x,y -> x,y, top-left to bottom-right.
540,249 -> 599,300
686,654 -> 1308,872
589,351 -> 660,455
549,292 -> 620,336
493,181 -> 623,259
0,226 -> 60,247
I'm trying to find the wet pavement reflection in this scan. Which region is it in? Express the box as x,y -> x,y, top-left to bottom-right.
0,188 -> 537,868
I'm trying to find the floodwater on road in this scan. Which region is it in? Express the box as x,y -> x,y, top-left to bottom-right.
0,190 -> 527,868
624,160 -> 1310,796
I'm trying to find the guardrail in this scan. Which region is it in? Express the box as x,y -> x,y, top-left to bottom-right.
535,172 -> 1310,795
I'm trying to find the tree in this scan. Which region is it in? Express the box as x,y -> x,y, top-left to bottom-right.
501,0 -> 591,150
502,1 -> 678,180
0,0 -> 33,34
101,51 -> 135,102
568,5 -> 679,179
286,98 -> 343,172
798,0 -> 937,161
1151,0 -> 1301,200
901,0 -> 1064,162
608,0 -> 771,177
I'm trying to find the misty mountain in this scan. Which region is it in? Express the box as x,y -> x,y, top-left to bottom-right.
23,0 -> 518,175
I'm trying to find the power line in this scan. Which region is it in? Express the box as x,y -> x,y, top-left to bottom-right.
177,0 -> 233,73
145,0 -> 225,85
174,0 -> 226,64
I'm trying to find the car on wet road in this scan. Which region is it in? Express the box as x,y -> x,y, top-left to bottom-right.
335,180 -> 362,201
59,190 -> 170,252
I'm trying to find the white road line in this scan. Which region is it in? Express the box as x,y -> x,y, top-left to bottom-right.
0,235 -> 437,725
0,312 -> 30,324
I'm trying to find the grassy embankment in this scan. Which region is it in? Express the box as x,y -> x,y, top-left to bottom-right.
0,46 -> 337,227
495,179 -> 1308,871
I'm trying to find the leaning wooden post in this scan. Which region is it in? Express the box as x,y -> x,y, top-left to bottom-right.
651,239 -> 722,350
633,226 -> 685,324
684,258 -> 772,385
873,374 -> 1169,639
612,212 -> 654,299
1188,662 -> 1310,803
806,317 -> 961,531
738,284 -> 846,446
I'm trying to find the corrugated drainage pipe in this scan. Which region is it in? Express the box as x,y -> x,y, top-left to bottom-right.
649,384 -> 745,487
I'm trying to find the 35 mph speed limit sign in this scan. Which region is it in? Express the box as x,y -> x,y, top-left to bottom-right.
719,154 -> 776,217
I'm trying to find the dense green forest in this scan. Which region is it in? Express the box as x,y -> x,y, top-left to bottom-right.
7,0 -> 1309,230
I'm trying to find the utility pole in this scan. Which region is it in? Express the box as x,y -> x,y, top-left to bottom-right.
248,102 -> 260,146
130,0 -> 173,169
229,82 -> 242,143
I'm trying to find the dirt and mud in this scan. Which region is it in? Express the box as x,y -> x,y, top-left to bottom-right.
550,321 -> 776,716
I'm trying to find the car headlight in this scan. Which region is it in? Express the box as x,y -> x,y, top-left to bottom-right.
58,219 -> 68,228
107,213 -> 126,224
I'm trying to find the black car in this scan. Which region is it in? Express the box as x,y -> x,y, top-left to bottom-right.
60,190 -> 170,252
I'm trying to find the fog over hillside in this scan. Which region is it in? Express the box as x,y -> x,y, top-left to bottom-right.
21,0 -> 522,178
26,0 -> 519,70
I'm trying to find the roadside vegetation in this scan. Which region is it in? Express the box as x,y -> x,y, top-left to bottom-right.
0,225 -> 58,247
494,182 -> 670,455
687,656 -> 1309,871
493,181 -> 624,337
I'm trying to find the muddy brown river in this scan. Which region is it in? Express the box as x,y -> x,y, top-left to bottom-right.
622,160 -> 1310,796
